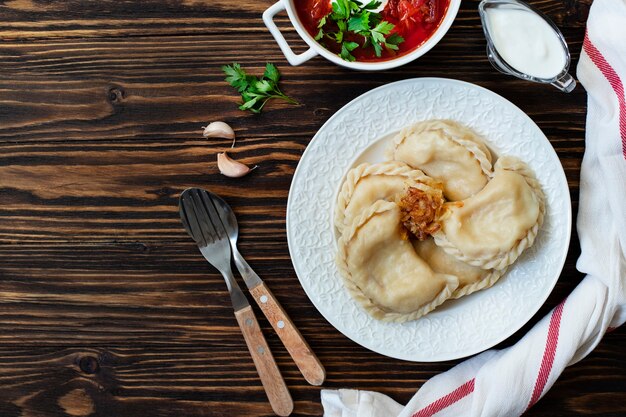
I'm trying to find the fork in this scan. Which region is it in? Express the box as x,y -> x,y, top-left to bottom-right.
179,188 -> 293,416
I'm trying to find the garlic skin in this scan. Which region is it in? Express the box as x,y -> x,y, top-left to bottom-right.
202,121 -> 235,141
217,152 -> 256,178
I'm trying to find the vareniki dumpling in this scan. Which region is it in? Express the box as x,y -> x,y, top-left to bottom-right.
335,161 -> 438,234
433,156 -> 545,270
412,238 -> 505,299
387,120 -> 493,201
333,119 -> 546,323
337,200 -> 459,322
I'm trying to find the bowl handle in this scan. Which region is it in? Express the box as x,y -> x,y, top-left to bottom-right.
263,1 -> 318,66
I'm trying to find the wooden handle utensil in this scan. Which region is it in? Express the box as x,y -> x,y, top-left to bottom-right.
235,305 -> 294,416
250,283 -> 326,386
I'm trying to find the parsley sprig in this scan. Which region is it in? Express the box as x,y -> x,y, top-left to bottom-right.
222,63 -> 298,113
315,0 -> 404,62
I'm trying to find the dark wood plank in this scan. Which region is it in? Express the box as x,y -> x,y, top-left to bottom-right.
0,0 -> 623,416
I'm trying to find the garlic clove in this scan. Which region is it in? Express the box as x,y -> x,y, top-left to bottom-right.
202,121 -> 235,141
217,152 -> 256,178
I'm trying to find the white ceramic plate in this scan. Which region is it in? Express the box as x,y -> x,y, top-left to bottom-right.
286,78 -> 571,362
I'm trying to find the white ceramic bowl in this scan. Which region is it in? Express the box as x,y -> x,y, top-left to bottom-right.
263,0 -> 462,70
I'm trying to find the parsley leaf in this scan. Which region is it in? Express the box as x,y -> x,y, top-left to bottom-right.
340,41 -> 360,62
362,0 -> 382,10
386,32 -> 404,46
262,63 -> 280,84
373,20 -> 394,35
370,30 -> 385,45
372,40 -> 382,57
331,0 -> 351,19
337,19 -> 347,33
344,41 -> 360,51
254,79 -> 274,93
222,63 -> 298,114
222,63 -> 249,93
385,32 -> 404,51
348,11 -> 370,32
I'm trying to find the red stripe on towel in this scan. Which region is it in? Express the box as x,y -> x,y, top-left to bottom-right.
583,30 -> 626,159
411,378 -> 475,417
526,299 -> 567,409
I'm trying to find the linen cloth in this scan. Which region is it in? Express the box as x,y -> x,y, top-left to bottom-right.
321,0 -> 626,415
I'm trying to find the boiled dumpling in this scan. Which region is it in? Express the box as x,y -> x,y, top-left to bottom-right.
387,120 -> 493,201
412,238 -> 505,299
336,200 -> 458,322
335,161 -> 438,234
433,156 -> 545,270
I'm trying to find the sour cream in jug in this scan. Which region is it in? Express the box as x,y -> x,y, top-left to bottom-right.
484,7 -> 566,79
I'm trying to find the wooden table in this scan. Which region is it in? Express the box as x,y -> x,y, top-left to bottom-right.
1,0 -> 624,416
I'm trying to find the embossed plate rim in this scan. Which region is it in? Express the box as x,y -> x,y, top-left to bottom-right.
286,78 -> 571,362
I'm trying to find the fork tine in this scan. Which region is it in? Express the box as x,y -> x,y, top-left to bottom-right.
179,197 -> 192,237
190,189 -> 218,245
207,192 -> 232,232
201,191 -> 227,239
182,191 -> 208,247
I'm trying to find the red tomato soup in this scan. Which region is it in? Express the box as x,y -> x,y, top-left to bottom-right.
295,0 -> 450,62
